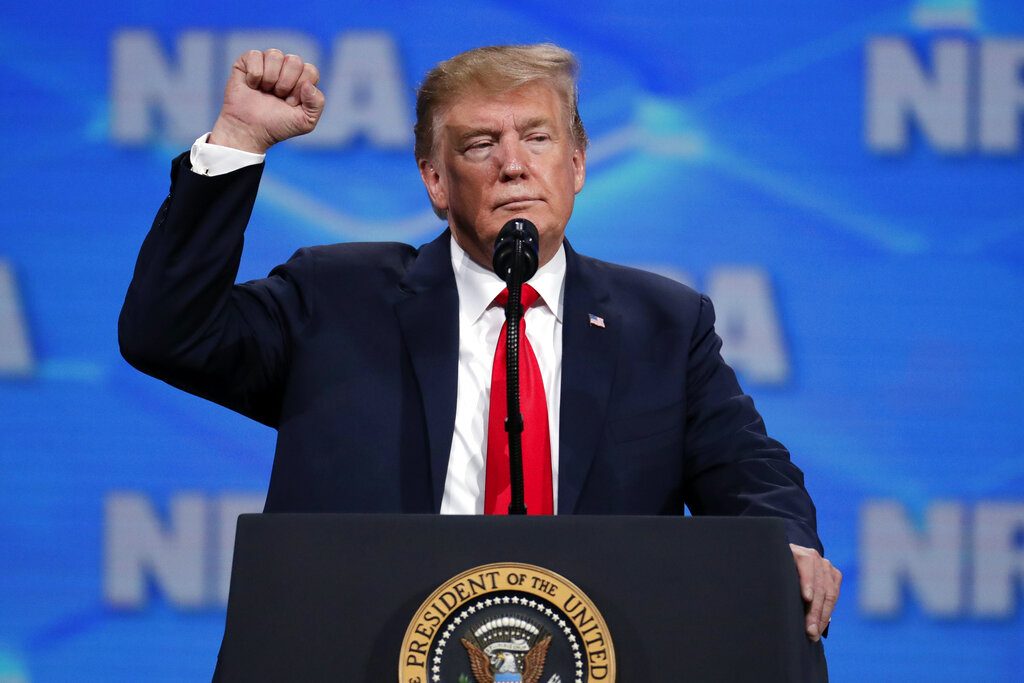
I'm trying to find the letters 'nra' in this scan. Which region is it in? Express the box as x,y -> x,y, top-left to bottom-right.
399,562 -> 615,683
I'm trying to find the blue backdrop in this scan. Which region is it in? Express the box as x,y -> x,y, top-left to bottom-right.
2,1 -> 1022,680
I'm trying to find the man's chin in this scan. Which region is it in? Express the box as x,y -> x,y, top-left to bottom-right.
491,206 -> 559,240
489,213 -> 566,266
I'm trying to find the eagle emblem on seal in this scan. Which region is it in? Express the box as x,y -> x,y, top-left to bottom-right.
460,615 -> 554,683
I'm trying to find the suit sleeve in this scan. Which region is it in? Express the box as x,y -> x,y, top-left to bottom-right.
118,153 -> 314,427
682,294 -> 822,552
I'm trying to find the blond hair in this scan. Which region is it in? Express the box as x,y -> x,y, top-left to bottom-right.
414,43 -> 588,162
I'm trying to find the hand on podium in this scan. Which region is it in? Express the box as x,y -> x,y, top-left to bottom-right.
790,544 -> 842,641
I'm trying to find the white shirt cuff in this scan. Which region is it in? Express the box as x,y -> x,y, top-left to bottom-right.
189,133 -> 266,177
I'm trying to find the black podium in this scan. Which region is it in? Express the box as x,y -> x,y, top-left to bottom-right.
216,514 -> 827,682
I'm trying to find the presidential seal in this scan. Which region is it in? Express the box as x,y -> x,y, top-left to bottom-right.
399,562 -> 615,683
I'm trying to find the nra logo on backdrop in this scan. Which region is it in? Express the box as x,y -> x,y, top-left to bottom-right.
110,30 -> 413,148
865,3 -> 1024,155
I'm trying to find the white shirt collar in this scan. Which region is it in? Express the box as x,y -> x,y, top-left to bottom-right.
450,234 -> 566,324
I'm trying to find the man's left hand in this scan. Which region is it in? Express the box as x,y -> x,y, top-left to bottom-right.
790,543 -> 841,642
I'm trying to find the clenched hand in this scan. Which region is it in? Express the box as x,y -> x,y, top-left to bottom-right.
209,49 -> 324,154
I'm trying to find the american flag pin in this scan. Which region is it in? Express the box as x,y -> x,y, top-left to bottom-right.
588,313 -> 606,328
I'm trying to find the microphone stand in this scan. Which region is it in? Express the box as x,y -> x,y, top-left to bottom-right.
504,237 -> 527,516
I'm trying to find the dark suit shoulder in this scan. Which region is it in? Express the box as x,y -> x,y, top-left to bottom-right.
303,241 -> 418,273
286,241 -> 419,293
572,250 -> 705,324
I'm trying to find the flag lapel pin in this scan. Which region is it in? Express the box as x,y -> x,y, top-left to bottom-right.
588,313 -> 606,328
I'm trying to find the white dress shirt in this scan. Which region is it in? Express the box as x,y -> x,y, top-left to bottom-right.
190,134 -> 565,514
443,238 -> 564,514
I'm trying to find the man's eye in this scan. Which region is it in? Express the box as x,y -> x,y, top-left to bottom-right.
462,142 -> 493,160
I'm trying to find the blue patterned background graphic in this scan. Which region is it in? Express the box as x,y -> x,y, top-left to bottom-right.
1,1 -> 1022,680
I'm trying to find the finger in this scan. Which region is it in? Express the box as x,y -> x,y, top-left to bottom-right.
791,546 -> 815,603
820,564 -> 842,627
302,61 -> 320,87
286,63 -> 320,106
806,560 -> 826,640
275,54 -> 304,99
261,49 -> 284,92
239,50 -> 263,90
299,81 -> 325,119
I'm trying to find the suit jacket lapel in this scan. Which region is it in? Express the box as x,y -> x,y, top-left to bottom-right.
559,242 -> 620,513
395,230 -> 459,512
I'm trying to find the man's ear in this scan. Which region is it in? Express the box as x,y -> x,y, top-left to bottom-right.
572,147 -> 586,194
418,158 -> 448,213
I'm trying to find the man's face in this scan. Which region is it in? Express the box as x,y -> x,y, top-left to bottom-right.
419,81 -> 586,269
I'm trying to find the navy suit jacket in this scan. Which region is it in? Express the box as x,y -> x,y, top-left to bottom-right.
119,155 -> 821,551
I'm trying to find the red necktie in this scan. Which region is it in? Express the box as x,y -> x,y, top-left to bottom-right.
484,284 -> 554,515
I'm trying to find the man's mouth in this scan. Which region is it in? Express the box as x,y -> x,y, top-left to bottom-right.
496,198 -> 540,210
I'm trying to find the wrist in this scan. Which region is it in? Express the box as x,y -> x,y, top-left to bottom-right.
209,116 -> 271,154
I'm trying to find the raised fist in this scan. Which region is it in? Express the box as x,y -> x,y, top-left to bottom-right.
209,49 -> 325,154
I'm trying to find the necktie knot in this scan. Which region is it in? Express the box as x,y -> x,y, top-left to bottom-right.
494,284 -> 541,310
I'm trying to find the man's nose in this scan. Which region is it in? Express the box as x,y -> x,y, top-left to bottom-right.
497,139 -> 527,180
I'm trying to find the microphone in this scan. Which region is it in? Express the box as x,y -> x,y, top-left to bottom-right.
492,218 -> 539,286
491,218 -> 540,515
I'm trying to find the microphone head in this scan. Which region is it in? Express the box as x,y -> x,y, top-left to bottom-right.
492,218 -> 540,285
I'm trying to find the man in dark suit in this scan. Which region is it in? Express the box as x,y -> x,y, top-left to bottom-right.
119,44 -> 840,640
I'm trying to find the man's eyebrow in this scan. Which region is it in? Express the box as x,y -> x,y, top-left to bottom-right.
447,117 -> 558,146
517,116 -> 554,132
448,126 -> 499,146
